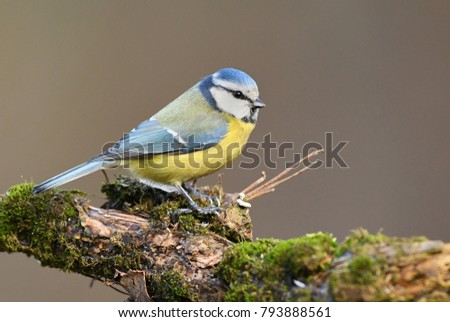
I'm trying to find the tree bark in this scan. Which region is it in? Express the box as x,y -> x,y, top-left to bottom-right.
1,177 -> 449,301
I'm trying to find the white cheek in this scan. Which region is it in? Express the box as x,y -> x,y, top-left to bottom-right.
210,87 -> 250,119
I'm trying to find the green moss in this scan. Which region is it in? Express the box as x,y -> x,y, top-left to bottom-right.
0,183 -> 80,264
101,175 -> 163,213
217,233 -> 338,301
217,238 -> 281,301
217,238 -> 278,284
0,183 -> 146,279
149,270 -> 192,301
268,233 -> 338,281
337,228 -> 387,256
177,214 -> 209,235
329,256 -> 387,301
347,255 -> 381,285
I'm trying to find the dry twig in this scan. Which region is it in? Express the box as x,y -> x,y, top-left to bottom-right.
241,149 -> 324,201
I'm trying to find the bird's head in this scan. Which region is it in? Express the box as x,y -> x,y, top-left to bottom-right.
199,68 -> 265,123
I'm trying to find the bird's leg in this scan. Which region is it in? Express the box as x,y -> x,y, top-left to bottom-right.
171,185 -> 224,222
181,182 -> 221,207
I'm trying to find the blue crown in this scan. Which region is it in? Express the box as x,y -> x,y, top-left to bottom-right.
214,68 -> 257,87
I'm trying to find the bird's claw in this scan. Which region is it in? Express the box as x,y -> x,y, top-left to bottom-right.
194,192 -> 221,207
195,206 -> 224,216
208,196 -> 221,207
182,183 -> 221,207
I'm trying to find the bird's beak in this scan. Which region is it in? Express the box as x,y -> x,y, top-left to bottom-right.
252,98 -> 266,108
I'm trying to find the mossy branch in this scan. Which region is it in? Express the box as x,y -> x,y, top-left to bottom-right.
1,178 -> 449,301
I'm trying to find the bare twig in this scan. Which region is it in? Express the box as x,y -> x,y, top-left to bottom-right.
240,171 -> 266,194
217,173 -> 223,190
241,149 -> 324,201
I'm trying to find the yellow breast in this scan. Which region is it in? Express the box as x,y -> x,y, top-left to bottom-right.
129,115 -> 255,185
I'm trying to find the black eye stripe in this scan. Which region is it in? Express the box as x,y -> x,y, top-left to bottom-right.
217,85 -> 252,103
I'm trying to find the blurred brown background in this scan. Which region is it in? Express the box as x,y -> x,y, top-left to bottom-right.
1,0 -> 449,301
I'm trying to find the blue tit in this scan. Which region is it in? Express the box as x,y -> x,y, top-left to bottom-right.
33,68 -> 265,214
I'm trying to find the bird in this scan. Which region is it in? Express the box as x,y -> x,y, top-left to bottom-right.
33,68 -> 265,214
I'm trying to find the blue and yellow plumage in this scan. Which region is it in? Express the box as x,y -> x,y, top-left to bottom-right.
33,68 -> 265,214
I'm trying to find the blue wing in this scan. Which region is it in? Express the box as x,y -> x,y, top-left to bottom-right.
96,117 -> 228,161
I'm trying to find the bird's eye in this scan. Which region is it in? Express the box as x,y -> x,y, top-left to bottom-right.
232,91 -> 245,99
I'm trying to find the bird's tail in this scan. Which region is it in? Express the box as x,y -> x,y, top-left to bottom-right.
32,161 -> 103,194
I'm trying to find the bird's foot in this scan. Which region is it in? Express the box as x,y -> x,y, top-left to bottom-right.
182,183 -> 221,207
171,183 -> 225,223
195,205 -> 225,216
